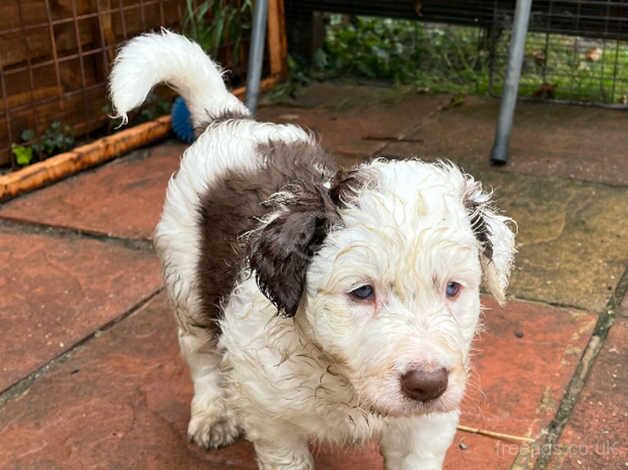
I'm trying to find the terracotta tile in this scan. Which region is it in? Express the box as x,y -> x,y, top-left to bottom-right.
0,292 -> 593,469
313,433 -> 519,469
460,298 -> 595,441
549,317 -> 627,469
0,225 -> 161,392
0,142 -> 185,239
446,432 -> 521,469
0,293 -> 256,470
619,294 -> 628,318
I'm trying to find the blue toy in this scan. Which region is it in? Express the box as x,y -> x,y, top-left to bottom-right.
171,96 -> 196,143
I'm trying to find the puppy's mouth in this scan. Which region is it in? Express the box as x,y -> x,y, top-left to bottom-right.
361,381 -> 464,418
362,397 -> 454,420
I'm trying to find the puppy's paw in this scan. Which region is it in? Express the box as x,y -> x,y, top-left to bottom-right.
188,412 -> 240,449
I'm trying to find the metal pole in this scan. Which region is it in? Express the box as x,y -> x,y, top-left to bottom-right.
245,0 -> 269,116
490,0 -> 532,165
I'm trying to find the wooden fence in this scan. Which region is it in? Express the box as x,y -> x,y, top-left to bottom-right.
0,0 -> 287,168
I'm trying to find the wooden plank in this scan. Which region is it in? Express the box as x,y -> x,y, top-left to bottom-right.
267,0 -> 288,78
0,86 -> 58,112
0,1 -> 48,29
97,0 -> 116,63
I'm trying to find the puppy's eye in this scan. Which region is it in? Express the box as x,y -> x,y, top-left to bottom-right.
446,281 -> 462,299
349,285 -> 374,301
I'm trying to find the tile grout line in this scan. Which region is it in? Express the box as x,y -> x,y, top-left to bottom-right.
506,294 -> 601,316
509,266 -> 628,470
0,287 -> 164,410
0,216 -> 153,252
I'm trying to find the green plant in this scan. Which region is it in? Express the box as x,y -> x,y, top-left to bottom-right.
318,16 -> 487,93
10,144 -> 33,166
262,55 -> 315,101
183,0 -> 252,64
11,121 -> 75,166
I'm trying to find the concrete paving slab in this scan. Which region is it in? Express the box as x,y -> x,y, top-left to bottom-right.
480,173 -> 627,312
0,292 -> 594,469
0,224 -> 161,393
380,95 -> 628,186
548,317 -> 628,469
0,142 -> 185,240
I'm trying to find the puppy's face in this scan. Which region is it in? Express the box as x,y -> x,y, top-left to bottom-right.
250,159 -> 515,417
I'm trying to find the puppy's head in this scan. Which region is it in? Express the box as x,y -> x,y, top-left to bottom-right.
249,159 -> 515,417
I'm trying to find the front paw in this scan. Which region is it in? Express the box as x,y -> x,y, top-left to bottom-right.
188,410 -> 240,449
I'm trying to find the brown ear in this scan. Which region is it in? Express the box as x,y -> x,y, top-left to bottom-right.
249,208 -> 331,316
247,156 -> 369,316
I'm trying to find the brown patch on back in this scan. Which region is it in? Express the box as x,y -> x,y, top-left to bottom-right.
197,140 -> 340,328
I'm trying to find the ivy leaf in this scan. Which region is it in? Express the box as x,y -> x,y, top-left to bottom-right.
21,129 -> 35,142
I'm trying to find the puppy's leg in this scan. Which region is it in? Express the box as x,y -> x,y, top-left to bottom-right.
380,410 -> 459,470
178,326 -> 239,448
253,436 -> 313,470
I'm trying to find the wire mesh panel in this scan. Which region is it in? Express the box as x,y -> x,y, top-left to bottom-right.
286,0 -> 628,107
488,0 -> 628,106
0,0 -> 252,169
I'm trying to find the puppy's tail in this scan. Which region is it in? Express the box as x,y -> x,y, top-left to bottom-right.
109,29 -> 249,128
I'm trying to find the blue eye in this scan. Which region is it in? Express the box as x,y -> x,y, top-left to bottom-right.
446,282 -> 462,299
350,285 -> 374,301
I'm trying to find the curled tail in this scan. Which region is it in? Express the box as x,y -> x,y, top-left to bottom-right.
109,29 -> 249,128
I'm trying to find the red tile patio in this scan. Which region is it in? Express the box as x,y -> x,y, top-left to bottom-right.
0,143 -> 185,240
0,293 -> 595,469
0,224 -> 161,392
0,84 -> 626,469
549,317 -> 627,469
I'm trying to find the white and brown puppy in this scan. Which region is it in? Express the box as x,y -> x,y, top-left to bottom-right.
110,31 -> 515,470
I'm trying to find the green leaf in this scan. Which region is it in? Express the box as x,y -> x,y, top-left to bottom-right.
11,144 -> 33,166
21,129 -> 35,142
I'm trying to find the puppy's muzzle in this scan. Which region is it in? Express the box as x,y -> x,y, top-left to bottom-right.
400,367 -> 448,402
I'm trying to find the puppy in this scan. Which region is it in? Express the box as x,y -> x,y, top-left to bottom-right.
110,31 -> 515,470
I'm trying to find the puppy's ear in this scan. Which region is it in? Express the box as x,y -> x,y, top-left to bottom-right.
247,144 -> 368,316
464,179 -> 516,305
248,203 -> 333,316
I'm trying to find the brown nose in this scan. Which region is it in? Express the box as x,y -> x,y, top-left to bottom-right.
401,368 -> 448,402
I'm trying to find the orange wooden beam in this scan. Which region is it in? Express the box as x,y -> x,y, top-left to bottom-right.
267,0 -> 288,79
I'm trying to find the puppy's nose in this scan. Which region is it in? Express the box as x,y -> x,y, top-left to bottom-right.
401,368 -> 448,402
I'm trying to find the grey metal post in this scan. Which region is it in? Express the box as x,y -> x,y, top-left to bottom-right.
490,0 -> 532,164
245,0 -> 269,116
